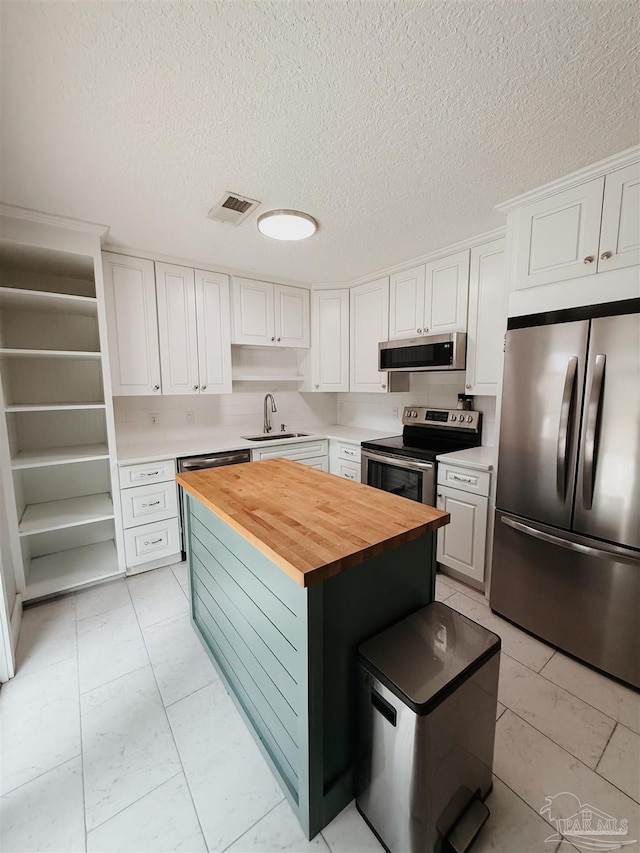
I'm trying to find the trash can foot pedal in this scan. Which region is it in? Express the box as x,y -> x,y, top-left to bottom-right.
446,796 -> 490,853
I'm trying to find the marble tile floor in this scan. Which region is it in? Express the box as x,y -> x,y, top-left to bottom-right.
0,565 -> 637,852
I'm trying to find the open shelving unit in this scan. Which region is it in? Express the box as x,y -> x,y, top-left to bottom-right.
0,240 -> 122,601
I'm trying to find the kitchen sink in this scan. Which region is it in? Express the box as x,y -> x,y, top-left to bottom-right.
243,433 -> 309,441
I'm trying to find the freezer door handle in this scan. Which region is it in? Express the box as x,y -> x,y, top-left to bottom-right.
500,516 -> 640,567
557,356 -> 578,501
582,353 -> 606,510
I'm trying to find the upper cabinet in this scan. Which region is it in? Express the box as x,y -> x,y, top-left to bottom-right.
465,239 -> 507,396
231,277 -> 309,347
350,277 -> 391,393
102,253 -> 162,396
156,263 -> 232,395
309,289 -> 349,391
388,251 -> 469,340
510,161 -> 639,291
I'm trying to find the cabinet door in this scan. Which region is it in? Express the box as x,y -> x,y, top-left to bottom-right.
424,251 -> 469,333
231,278 -> 274,345
465,239 -> 507,395
274,284 -> 310,347
512,178 -> 605,289
389,266 -> 426,339
436,486 -> 488,583
155,263 -> 199,395
350,278 -> 390,393
195,270 -> 232,394
311,290 -> 349,391
598,163 -> 640,272
102,253 -> 161,396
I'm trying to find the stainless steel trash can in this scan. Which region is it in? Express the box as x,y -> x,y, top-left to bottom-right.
356,602 -> 501,853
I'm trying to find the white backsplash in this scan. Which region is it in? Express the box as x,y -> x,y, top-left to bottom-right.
336,373 -> 497,445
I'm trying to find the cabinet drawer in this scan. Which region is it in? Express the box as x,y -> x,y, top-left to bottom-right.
121,481 -> 178,529
298,455 -> 329,472
124,517 -> 181,568
251,440 -> 328,462
335,461 -> 361,481
334,441 -> 361,463
120,458 -> 176,488
437,463 -> 491,496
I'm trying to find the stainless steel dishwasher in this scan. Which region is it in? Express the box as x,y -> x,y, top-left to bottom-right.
177,449 -> 251,557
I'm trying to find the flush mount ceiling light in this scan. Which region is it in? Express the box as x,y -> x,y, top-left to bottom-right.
257,209 -> 318,241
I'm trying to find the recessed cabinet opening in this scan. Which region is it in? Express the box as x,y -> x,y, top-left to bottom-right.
0,356 -> 105,408
7,408 -> 108,467
0,300 -> 100,353
0,242 -> 96,297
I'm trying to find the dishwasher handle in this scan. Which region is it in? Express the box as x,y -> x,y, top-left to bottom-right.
178,452 -> 251,471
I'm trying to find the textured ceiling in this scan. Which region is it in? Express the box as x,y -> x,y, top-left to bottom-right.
1,1 -> 638,284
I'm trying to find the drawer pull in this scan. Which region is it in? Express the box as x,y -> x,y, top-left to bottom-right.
144,537 -> 164,546
344,449 -> 356,456
141,500 -> 161,508
451,473 -> 474,483
139,470 -> 160,478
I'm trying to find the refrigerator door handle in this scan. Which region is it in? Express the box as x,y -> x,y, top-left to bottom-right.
582,353 -> 606,510
500,516 -> 640,567
557,356 -> 578,500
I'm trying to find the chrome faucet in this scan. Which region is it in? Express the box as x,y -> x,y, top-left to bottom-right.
263,393 -> 277,433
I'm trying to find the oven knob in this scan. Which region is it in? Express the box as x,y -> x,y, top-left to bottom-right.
451,414 -> 457,421
467,415 -> 473,423
412,411 -> 418,418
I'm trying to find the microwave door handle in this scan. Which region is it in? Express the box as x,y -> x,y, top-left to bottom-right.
557,356 -> 578,501
582,354 -> 606,510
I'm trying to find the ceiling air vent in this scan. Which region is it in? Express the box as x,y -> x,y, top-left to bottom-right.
207,192 -> 261,225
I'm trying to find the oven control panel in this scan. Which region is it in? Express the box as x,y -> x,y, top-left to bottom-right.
402,407 -> 481,431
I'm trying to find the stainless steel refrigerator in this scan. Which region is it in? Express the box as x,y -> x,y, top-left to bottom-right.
490,300 -> 640,688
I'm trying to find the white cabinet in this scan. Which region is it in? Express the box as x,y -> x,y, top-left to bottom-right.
309,289 -> 349,391
119,457 -> 181,572
464,239 -> 507,396
155,263 -> 232,395
436,462 -> 491,586
424,251 -> 470,333
511,161 -> 639,291
350,278 -> 391,393
102,253 -> 162,396
232,277 -> 309,348
251,439 -> 329,471
389,252 -> 469,340
329,439 -> 361,481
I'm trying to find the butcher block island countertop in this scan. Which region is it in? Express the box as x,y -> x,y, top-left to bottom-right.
177,457 -> 448,840
176,457 -> 449,587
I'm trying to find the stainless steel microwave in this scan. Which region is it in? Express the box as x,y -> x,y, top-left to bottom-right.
378,332 -> 466,372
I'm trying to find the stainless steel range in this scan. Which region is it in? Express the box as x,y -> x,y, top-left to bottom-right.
361,407 -> 482,505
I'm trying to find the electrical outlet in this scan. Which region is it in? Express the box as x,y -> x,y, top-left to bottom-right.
186,411 -> 194,425
149,413 -> 159,426
392,406 -> 399,419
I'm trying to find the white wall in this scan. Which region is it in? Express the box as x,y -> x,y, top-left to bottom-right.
114,389 -> 338,445
337,373 -> 498,445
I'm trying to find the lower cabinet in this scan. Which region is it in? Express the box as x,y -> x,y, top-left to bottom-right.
436,462 -> 491,586
251,440 -> 329,471
329,439 -> 361,481
119,458 -> 182,572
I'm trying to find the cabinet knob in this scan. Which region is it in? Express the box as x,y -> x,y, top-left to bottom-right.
277,337 -> 281,342
271,337 -> 275,342
600,251 -> 612,260
381,383 -> 386,389
437,493 -> 443,499
315,384 -> 319,389
465,384 -> 472,389
417,328 -> 422,333
152,385 -> 160,391
583,256 -> 594,264
193,385 -> 199,391
424,327 -> 429,333
201,384 -> 206,390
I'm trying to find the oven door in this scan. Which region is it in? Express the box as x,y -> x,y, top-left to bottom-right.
361,449 -> 436,505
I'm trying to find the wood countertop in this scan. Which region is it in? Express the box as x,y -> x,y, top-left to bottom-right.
177,458 -> 449,588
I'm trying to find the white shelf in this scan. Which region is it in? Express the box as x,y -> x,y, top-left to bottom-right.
11,443 -> 110,469
0,287 -> 97,315
0,348 -> 102,359
24,540 -> 121,601
19,493 -> 115,536
232,375 -> 305,381
5,403 -> 106,412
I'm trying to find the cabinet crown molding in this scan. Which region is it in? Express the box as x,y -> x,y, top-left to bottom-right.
0,203 -> 109,237
496,145 -> 640,214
